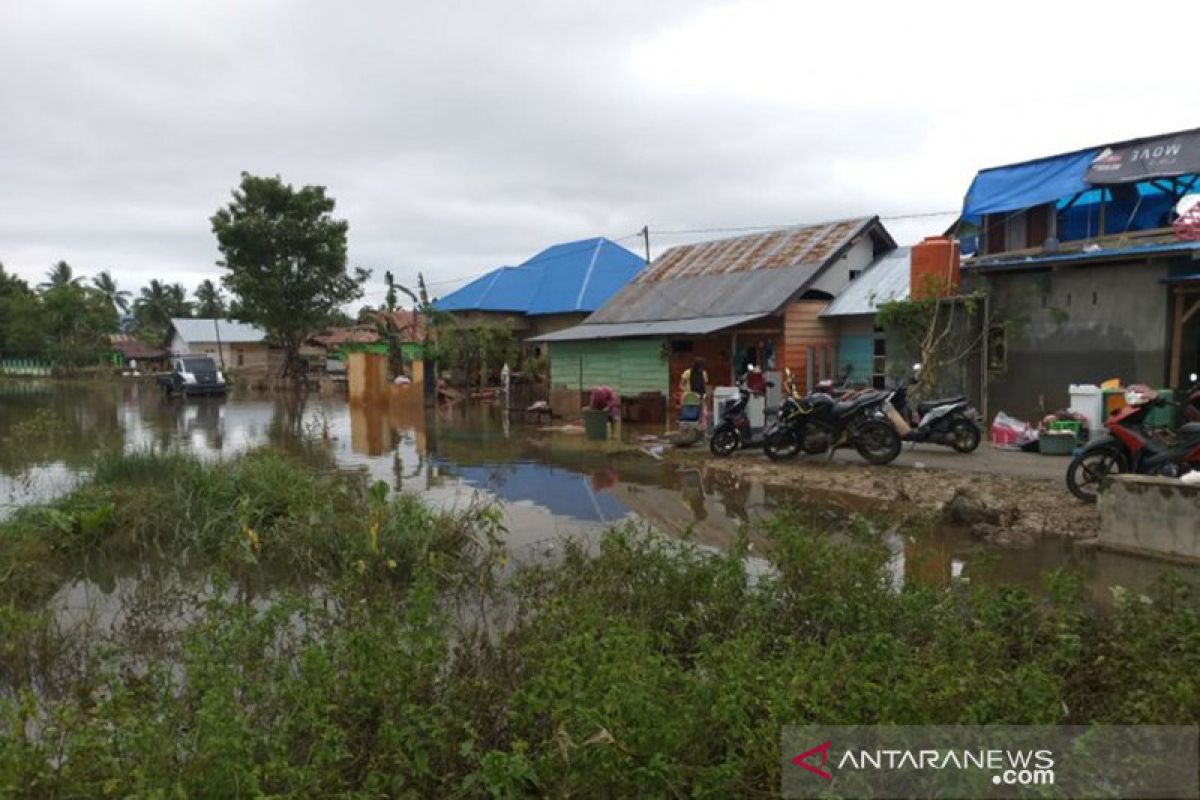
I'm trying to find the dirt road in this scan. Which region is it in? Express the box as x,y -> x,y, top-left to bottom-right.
671,444 -> 1099,543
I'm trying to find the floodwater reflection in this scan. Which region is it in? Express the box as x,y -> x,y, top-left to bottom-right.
1,379 -> 1197,601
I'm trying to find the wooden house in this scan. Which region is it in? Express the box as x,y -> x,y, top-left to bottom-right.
532,217 -> 897,413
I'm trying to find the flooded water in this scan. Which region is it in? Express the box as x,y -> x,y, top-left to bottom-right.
1,378 -> 1196,602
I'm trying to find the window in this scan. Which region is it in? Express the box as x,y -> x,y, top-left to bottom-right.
988,325 -> 1007,372
670,340 -> 693,353
1092,291 -> 1098,306
848,269 -> 862,281
237,350 -> 245,367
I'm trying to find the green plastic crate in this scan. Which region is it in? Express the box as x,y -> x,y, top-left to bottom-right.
1048,420 -> 1081,438
1144,390 -> 1176,428
1039,431 -> 1077,456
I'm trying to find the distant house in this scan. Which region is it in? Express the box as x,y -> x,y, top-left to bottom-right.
108,334 -> 169,371
309,310 -> 426,363
532,217 -> 897,411
820,247 -> 911,389
168,318 -> 269,371
432,237 -> 645,347
954,126 -> 1200,418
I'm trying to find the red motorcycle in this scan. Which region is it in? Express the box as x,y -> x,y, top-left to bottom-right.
1066,375 -> 1200,503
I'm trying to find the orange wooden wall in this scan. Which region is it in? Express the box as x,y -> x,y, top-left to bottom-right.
782,299 -> 836,391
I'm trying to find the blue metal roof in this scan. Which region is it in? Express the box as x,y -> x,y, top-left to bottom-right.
966,240 -> 1200,272
433,237 -> 644,316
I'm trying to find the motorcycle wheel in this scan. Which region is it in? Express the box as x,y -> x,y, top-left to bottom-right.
950,419 -> 982,453
854,421 -> 902,465
1065,447 -> 1128,503
764,428 -> 801,461
709,426 -> 740,457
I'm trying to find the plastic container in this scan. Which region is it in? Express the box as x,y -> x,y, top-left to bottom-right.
1048,420 -> 1081,439
582,409 -> 609,441
1068,384 -> 1103,433
1144,389 -> 1176,428
1102,388 -> 1127,419
909,236 -> 961,299
1039,431 -> 1076,456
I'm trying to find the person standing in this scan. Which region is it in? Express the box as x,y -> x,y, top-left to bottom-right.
679,358 -> 709,427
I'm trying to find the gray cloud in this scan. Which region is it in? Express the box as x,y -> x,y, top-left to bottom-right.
2,0 -> 1197,304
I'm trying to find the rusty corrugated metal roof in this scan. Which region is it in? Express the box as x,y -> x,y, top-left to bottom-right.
638,218 -> 869,283
586,217 -> 891,324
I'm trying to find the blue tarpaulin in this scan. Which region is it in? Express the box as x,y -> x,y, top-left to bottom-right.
962,148 -> 1098,218
434,238 -> 644,316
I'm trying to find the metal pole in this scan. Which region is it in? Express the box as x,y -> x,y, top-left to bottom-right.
641,226 -> 651,265
213,317 -> 225,370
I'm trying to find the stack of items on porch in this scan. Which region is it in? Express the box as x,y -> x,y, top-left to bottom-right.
991,377 -> 1178,456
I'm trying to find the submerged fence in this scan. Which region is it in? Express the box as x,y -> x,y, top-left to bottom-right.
0,358 -> 53,376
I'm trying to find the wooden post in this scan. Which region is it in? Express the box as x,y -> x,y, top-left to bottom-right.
1170,290 -> 1185,388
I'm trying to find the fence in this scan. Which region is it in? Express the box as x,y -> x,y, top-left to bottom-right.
0,358 -> 53,376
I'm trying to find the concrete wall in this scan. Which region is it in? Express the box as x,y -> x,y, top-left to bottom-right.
1099,475 -> 1200,562
972,259 -> 1171,420
170,334 -> 271,373
808,236 -> 877,297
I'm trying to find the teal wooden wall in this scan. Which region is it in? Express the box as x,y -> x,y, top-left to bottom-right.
549,339 -> 668,396
837,335 -> 874,386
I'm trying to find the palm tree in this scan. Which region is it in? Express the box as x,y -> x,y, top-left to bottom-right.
39,260 -> 84,290
193,279 -> 226,318
166,283 -> 193,318
91,270 -> 131,314
133,279 -> 176,332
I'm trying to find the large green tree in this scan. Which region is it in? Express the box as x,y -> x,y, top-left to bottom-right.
211,173 -> 367,378
193,279 -> 226,318
40,283 -> 118,369
0,264 -> 42,354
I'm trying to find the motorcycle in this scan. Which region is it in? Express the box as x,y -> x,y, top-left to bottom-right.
887,363 -> 982,453
762,370 -> 902,465
1065,375 -> 1200,503
709,379 -> 775,457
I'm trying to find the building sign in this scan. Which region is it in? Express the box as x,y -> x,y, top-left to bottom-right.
1086,130 -> 1200,184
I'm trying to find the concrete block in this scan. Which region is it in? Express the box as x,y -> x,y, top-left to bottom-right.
1098,475 -> 1200,562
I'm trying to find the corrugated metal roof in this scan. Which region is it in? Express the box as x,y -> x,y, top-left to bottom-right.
822,247 -> 910,317
965,240 -> 1200,271
529,313 -> 770,342
638,218 -> 871,283
587,217 -> 891,324
433,237 -> 644,316
171,318 -> 265,344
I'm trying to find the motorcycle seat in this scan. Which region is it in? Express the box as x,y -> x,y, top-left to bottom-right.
916,396 -> 966,413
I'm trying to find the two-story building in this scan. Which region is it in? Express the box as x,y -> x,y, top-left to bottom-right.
957,127 -> 1200,419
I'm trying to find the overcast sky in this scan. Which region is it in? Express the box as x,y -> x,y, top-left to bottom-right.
2,0 -> 1197,306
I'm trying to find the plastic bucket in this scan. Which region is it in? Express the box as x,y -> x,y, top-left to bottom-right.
583,409 -> 609,441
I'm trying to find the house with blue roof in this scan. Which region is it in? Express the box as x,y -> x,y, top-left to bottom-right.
955,127 -> 1200,419
432,237 -> 646,347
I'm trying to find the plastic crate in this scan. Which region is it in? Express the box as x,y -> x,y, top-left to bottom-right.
1048,420 -> 1081,439
1039,431 -> 1077,456
1144,390 -> 1176,428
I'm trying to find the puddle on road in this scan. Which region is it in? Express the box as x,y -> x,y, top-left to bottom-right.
2,379 -> 1197,612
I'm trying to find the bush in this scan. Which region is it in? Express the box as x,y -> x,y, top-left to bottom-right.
2,463 -> 1199,796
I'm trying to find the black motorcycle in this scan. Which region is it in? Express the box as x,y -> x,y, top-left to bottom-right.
763,387 -> 901,465
709,380 -> 774,457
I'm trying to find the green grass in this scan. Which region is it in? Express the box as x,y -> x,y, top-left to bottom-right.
1,455 -> 1199,797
